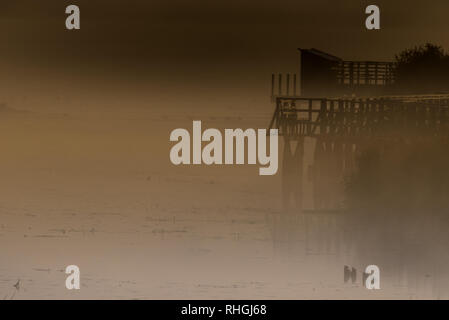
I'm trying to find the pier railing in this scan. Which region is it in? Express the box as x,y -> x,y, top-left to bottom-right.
269,96 -> 449,139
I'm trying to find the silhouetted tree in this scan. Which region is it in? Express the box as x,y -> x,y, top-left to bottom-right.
395,43 -> 449,93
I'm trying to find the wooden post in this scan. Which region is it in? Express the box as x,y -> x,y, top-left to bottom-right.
365,62 -> 369,85
320,99 -> 327,136
294,138 -> 304,211
374,62 -> 378,85
349,62 -> 354,86
313,138 -> 325,210
282,137 -> 305,212
278,74 -> 282,96
356,62 -> 360,85
308,99 -> 313,122
293,74 -> 297,96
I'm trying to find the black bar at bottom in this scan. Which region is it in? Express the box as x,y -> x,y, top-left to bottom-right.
0,300 -> 446,319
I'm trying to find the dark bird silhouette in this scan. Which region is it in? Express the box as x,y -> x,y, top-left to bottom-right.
344,266 -> 357,284
13,279 -> 20,291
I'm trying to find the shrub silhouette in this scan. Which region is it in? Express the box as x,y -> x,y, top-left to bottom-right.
395,43 -> 449,93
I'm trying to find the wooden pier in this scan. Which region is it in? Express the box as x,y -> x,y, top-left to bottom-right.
269,95 -> 449,211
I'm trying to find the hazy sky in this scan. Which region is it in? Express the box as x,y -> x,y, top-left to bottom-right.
0,0 -> 448,94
